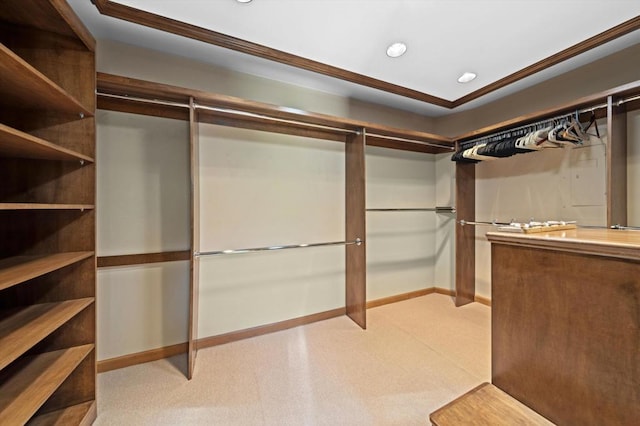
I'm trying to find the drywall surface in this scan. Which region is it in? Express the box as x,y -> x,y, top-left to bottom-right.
474,128 -> 607,298
366,146 -> 438,300
197,124 -> 345,337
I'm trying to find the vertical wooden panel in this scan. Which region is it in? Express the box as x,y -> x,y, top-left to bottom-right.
188,97 -> 200,379
607,95 -> 627,228
455,162 -> 475,306
491,243 -> 640,425
345,129 -> 366,329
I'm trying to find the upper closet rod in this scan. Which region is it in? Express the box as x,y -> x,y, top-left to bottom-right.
96,92 -> 452,149
194,103 -> 360,135
195,238 -> 363,257
98,92 -> 190,108
367,207 -> 456,212
617,94 -> 640,106
366,133 -> 454,150
461,111 -> 576,148
458,94 -> 640,148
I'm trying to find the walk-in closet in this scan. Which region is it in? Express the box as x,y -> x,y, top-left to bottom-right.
1,1 -> 639,424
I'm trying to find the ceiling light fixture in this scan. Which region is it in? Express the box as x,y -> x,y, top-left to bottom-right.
457,72 -> 477,83
386,42 -> 407,58
236,0 -> 253,3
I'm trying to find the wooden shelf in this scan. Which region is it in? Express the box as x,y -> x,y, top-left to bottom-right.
0,204 -> 95,211
0,124 -> 94,162
0,344 -> 93,425
0,252 -> 94,292
27,400 -> 96,426
0,298 -> 94,371
0,43 -> 91,117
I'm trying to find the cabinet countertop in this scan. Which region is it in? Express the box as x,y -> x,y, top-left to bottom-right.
486,228 -> 640,261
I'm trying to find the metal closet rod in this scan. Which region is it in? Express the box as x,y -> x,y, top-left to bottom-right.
365,133 -> 454,150
459,92 -> 640,147
96,92 -> 453,149
610,224 -> 640,230
194,103 -> 359,135
367,207 -> 456,212
458,220 -> 510,226
459,219 -> 580,227
195,238 -> 363,257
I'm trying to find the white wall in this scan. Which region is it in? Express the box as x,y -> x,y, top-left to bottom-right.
474,126 -> 608,298
96,111 -> 190,360
628,109 -> 640,226
435,153 -> 456,291
365,146 -> 438,300
197,125 -> 346,337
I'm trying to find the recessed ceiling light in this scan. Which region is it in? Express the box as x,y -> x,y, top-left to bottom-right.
236,0 -> 253,3
386,42 -> 407,58
457,72 -> 477,83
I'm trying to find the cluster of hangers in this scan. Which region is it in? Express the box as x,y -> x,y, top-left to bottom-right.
452,111 -> 600,163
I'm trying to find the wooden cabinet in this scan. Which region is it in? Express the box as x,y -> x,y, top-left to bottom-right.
487,229 -> 640,425
0,1 -> 97,424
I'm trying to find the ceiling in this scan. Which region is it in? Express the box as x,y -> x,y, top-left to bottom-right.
70,0 -> 640,116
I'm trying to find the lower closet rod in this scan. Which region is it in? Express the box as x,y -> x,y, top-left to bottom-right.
195,238 -> 363,257
367,207 -> 456,212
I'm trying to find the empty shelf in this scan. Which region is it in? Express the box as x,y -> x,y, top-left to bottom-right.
0,124 -> 94,162
0,204 -> 95,210
0,344 -> 93,425
0,43 -> 91,117
27,400 -> 96,426
0,298 -> 94,370
0,252 -> 94,291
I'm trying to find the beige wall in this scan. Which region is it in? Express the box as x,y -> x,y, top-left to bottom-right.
474,125 -> 608,298
365,146 -> 438,300
96,111 -> 191,360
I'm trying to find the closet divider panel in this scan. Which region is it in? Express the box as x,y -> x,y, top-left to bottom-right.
607,95 -> 628,227
188,97 -> 199,379
346,130 -> 366,328
455,163 -> 475,306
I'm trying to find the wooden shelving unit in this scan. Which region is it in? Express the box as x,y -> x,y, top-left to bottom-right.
0,1 -> 97,424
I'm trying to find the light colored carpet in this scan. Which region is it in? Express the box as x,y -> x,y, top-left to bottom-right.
95,293 -> 490,425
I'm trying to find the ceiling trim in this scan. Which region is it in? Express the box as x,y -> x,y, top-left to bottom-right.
91,0 -> 453,108
91,1 -> 640,109
452,15 -> 640,107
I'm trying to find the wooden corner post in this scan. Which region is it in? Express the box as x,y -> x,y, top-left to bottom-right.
345,129 -> 366,328
607,95 -> 627,228
188,97 -> 200,379
455,162 -> 475,306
